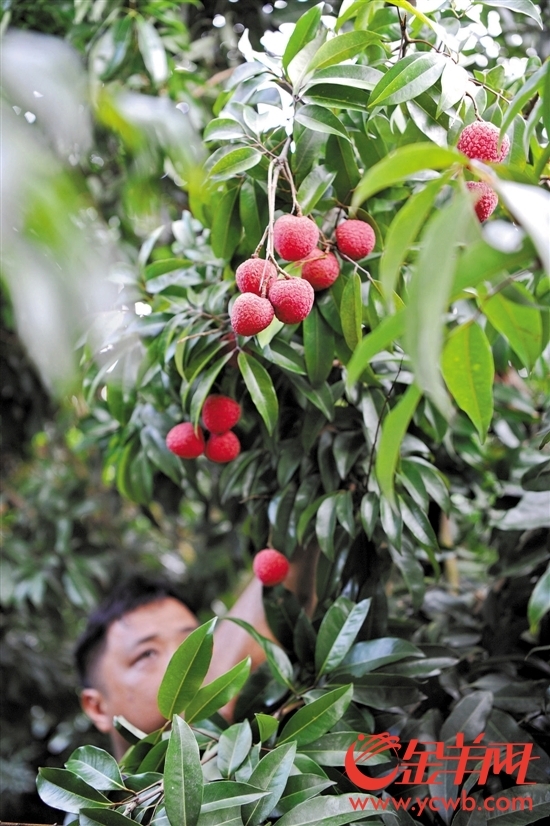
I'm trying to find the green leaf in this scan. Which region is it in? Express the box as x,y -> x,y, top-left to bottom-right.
451,239 -> 533,300
360,493 -> 379,540
80,811 -> 135,826
37,768 -> 110,814
305,64 -> 383,92
388,542 -> 425,610
346,311 -> 406,386
315,597 -> 371,676
438,59 -> 469,114
380,496 -> 402,550
297,492 -> 333,543
522,459 -> 550,492
303,307 -> 335,387
307,31 -> 380,73
286,374 -> 335,420
480,286 -> 543,370
275,775 -> 335,815
295,104 -> 350,141
405,191 -> 477,417
478,0 -> 543,27
100,15 -> 134,81
380,176 -> 449,303
528,563 -> 550,633
442,322 -> 494,441
238,352 -> 279,436
137,17 -> 168,84
190,353 -> 233,427
493,179 -> 550,274
326,135 -> 361,203
65,746 -> 125,791
485,784 -> 550,825
278,685 -> 353,747
228,618 -> 294,688
201,781 -> 268,813
334,638 -> 424,677
351,673 -> 426,709
368,53 -> 445,108
315,493 -> 338,559
255,714 -> 279,743
204,118 -> 245,142
282,4 -> 323,72
340,273 -> 362,350
210,147 -> 262,181
242,742 -> 297,826
296,166 -> 336,215
218,721 -> 253,779
498,63 -> 547,138
240,181 -> 265,250
164,717 -> 203,826
399,494 -> 439,550
211,184 -> 242,260
352,143 -> 463,207
157,620 -> 216,719
440,691 -> 493,742
275,793 -> 378,826
185,658 -> 251,724
376,384 -> 422,507
264,339 -> 307,375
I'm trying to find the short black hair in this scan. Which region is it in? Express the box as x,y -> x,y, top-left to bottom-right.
74,574 -> 197,688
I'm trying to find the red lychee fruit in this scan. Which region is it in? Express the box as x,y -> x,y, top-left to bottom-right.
268,278 -> 314,324
466,181 -> 499,222
335,220 -> 376,260
166,423 -> 205,459
253,549 -> 290,586
202,395 -> 241,433
457,121 -> 510,163
235,258 -> 278,296
301,249 -> 340,291
205,430 -> 241,463
273,214 -> 320,261
230,293 -> 275,336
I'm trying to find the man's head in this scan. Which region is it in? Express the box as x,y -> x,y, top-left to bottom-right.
75,576 -> 198,757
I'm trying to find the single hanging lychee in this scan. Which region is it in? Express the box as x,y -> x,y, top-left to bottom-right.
166,423 -> 205,458
457,121 -> 510,163
335,219 -> 376,260
466,181 -> 499,222
205,431 -> 241,463
273,214 -> 319,261
202,395 -> 241,433
253,549 -> 290,586
235,258 -> 278,296
301,249 -> 340,291
230,293 -> 274,336
268,278 -> 314,324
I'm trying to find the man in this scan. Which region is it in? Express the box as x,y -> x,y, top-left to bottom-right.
76,569 -> 301,760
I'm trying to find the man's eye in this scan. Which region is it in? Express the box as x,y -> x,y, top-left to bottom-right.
135,649 -> 156,662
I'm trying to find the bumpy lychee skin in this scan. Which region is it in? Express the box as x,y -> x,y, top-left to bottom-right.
268,278 -> 315,324
166,423 -> 205,459
335,220 -> 376,260
202,395 -> 241,434
205,431 -> 241,463
457,121 -> 510,163
466,181 -> 499,222
273,214 -> 320,261
235,258 -> 278,296
253,549 -> 290,587
301,250 -> 341,291
230,293 -> 275,336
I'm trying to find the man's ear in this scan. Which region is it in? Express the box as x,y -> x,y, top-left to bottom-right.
80,688 -> 113,734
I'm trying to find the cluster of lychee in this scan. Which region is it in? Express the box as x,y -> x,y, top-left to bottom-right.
166,395 -> 241,463
230,215 -> 376,338
457,121 -> 509,222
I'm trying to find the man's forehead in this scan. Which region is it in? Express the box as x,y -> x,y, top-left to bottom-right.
105,597 -> 197,651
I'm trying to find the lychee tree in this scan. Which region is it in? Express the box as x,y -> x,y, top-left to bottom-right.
33,1 -> 550,824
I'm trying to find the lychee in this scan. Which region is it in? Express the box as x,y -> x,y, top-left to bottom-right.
230,293 -> 275,336
335,220 -> 376,260
253,549 -> 290,586
457,121 -> 510,163
301,249 -> 340,291
235,258 -> 278,296
268,278 -> 314,324
205,431 -> 241,463
202,394 -> 241,433
273,214 -> 320,261
166,423 -> 205,459
466,181 -> 499,222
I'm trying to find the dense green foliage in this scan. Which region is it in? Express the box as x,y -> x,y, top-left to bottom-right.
1,0 -> 549,823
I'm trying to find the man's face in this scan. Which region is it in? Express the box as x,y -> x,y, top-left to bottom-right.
88,597 -> 198,738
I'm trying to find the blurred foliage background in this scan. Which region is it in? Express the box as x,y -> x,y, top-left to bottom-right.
1,0 -> 549,821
